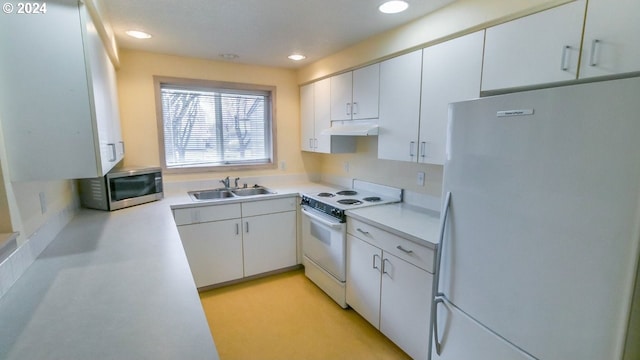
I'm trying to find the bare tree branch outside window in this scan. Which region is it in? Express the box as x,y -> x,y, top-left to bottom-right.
158,81 -> 273,170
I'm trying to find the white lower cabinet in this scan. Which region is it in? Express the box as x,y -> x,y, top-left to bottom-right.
380,251 -> 433,360
347,218 -> 435,360
243,211 -> 297,277
177,219 -> 244,287
174,197 -> 297,288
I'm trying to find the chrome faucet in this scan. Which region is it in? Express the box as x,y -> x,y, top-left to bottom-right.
234,177 -> 240,188
220,176 -> 230,189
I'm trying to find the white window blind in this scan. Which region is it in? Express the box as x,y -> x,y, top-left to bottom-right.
159,83 -> 273,169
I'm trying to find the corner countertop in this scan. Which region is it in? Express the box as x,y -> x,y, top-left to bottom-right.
0,200 -> 219,359
346,203 -> 441,249
0,180 -> 341,359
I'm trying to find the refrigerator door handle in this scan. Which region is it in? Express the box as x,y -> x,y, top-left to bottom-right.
431,191 -> 451,356
433,297 -> 446,355
433,191 -> 452,298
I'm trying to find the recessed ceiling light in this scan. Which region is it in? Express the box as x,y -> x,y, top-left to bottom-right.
288,54 -> 306,61
219,53 -> 239,60
378,0 -> 409,14
125,30 -> 152,39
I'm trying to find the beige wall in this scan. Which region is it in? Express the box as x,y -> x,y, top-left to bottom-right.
116,49 -> 322,182
315,137 -> 443,197
11,181 -> 75,240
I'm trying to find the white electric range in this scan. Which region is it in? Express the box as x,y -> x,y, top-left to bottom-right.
300,180 -> 403,308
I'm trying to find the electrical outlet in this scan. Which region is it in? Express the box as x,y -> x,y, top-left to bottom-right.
343,162 -> 350,173
417,172 -> 425,186
39,191 -> 47,214
279,160 -> 286,171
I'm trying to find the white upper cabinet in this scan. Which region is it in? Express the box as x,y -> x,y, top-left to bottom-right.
481,1 -> 586,91
300,79 -> 355,153
378,32 -> 484,165
330,64 -> 380,121
420,31 -> 484,165
579,0 -> 640,79
300,83 -> 315,152
378,50 -> 423,162
0,0 -> 123,180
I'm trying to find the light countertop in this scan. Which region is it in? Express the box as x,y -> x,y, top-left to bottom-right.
0,180 -> 437,359
0,180 -> 339,359
346,203 -> 441,248
0,200 -> 218,360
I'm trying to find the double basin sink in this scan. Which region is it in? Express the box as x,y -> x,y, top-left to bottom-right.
188,186 -> 274,202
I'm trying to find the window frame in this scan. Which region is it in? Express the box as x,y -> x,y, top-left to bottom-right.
153,76 -> 277,174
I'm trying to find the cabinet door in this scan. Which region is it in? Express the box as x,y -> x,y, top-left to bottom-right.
313,78 -> 333,153
300,83 -> 315,152
420,31 -> 484,165
243,211 -> 297,277
579,0 -> 640,78
481,1 -> 586,91
177,219 -> 244,287
377,50 -> 422,162
346,235 -> 382,328
81,5 -> 122,174
0,1 -> 97,180
380,252 -> 433,360
330,71 -> 353,121
352,63 -> 380,120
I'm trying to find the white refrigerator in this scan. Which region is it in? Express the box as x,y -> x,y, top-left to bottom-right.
432,76 -> 640,360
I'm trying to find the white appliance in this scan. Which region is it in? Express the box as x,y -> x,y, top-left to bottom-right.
301,180 -> 402,308
433,75 -> 640,360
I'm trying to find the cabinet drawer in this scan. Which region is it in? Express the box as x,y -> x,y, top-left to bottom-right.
242,197 -> 297,217
347,218 -> 434,273
173,203 -> 241,225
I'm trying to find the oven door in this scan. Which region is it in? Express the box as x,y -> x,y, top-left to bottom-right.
301,205 -> 347,281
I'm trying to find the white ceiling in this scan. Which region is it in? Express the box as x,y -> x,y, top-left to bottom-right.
102,0 -> 457,69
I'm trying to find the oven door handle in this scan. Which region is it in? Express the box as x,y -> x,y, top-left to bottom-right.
301,207 -> 344,229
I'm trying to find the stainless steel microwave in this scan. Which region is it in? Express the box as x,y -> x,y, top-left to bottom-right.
79,166 -> 163,211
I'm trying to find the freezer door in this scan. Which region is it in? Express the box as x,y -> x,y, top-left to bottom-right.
432,298 -> 535,360
441,76 -> 640,360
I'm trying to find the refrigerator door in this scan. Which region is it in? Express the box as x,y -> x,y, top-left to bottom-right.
439,76 -> 640,360
432,297 -> 535,360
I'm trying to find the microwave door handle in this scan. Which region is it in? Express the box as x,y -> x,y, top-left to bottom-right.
301,207 -> 343,229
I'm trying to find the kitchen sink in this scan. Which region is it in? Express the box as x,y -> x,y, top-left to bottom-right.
189,189 -> 234,200
188,186 -> 274,201
231,187 -> 273,196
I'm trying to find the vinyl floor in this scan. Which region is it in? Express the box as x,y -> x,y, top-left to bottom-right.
199,268 -> 412,360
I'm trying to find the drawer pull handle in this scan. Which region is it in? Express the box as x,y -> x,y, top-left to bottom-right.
357,228 -> 370,235
396,245 -> 414,254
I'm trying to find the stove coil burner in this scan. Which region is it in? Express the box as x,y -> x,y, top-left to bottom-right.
363,196 -> 382,202
337,199 -> 363,206
317,192 -> 335,197
336,190 -> 358,196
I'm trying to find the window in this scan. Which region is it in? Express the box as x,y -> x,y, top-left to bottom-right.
154,77 -> 276,172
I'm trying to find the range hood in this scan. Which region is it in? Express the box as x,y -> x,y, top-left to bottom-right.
320,122 -> 379,136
